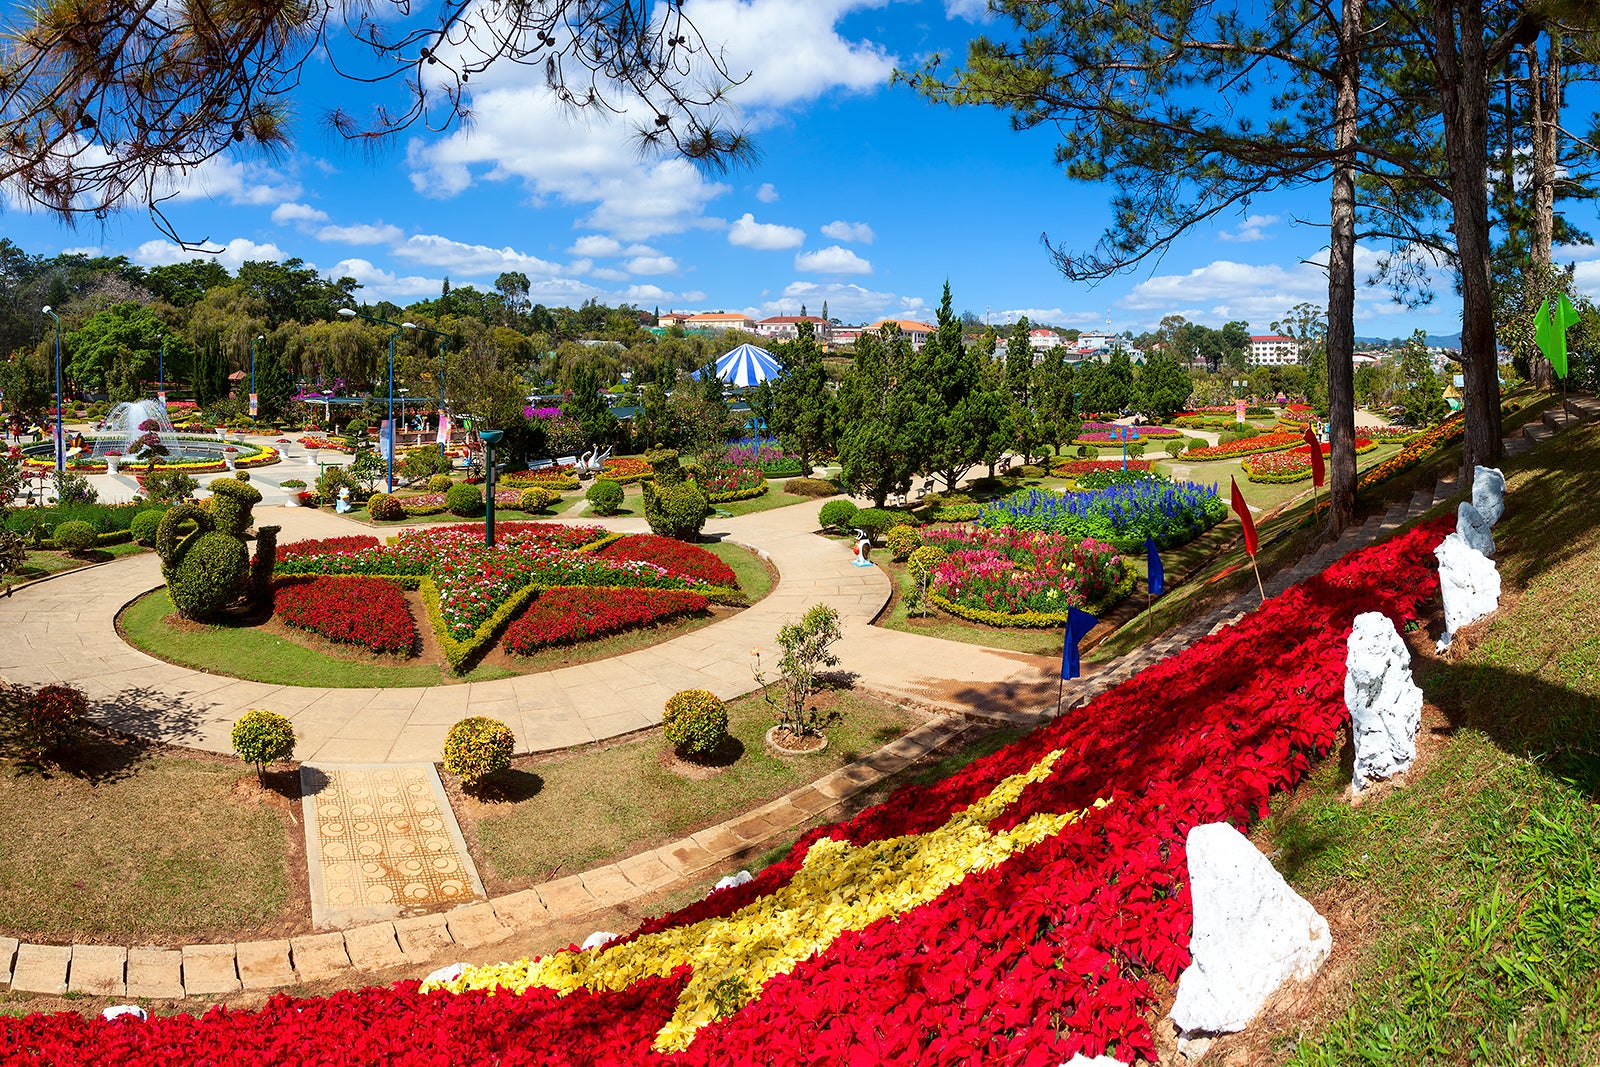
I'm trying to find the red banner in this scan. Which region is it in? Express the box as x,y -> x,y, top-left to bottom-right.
1230,476 -> 1258,556
1304,426 -> 1325,487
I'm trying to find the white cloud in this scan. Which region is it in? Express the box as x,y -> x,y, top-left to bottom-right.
329,258 -> 445,304
625,255 -> 679,275
393,233 -> 563,278
820,219 -> 874,244
728,213 -> 805,250
153,156 -> 301,207
316,222 -> 405,246
1218,213 -> 1280,243
591,267 -> 630,282
794,245 -> 872,274
271,202 -> 329,226
762,281 -> 927,322
568,234 -> 623,257
945,0 -> 992,18
624,243 -> 661,256
625,284 -> 674,302
1000,308 -> 1104,328
755,183 -> 780,203
133,237 -> 288,271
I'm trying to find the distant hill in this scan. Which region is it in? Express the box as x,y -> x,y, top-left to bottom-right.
1355,332 -> 1462,348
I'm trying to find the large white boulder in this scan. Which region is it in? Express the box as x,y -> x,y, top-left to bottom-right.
1060,1056 -> 1129,1067
1434,532 -> 1501,649
1345,612 -> 1423,790
1456,501 -> 1495,556
1170,824 -> 1332,1042
1472,465 -> 1506,526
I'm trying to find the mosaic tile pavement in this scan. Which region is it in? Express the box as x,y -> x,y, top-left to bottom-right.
300,763 -> 486,929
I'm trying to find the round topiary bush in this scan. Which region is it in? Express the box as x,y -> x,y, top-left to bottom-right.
1020,464 -> 1047,478
443,716 -> 515,789
445,481 -> 484,517
907,544 -> 948,580
853,507 -> 913,537
1076,444 -> 1096,459
640,450 -> 709,541
818,499 -> 858,533
784,477 -> 838,498
428,474 -> 454,493
518,486 -> 557,513
366,492 -> 404,521
586,479 -> 624,516
885,524 -> 922,561
130,509 -> 166,547
230,708 -> 296,781
52,520 -> 98,555
662,688 -> 729,760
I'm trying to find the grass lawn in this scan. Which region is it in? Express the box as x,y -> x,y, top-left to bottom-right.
10,541 -> 147,580
0,714 -> 299,943
456,689 -> 920,891
1256,419 -> 1600,1065
713,482 -> 817,518
118,541 -> 774,687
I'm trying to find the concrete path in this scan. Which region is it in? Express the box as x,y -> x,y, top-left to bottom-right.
0,492 -> 1056,764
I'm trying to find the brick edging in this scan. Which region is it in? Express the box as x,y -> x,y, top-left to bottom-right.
0,714 -> 970,1000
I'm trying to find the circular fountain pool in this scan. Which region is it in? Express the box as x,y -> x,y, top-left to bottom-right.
21,399 -> 278,471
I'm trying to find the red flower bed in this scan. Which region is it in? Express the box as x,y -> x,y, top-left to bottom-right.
1052,459 -> 1154,476
275,535 -> 381,562
274,576 -> 418,655
597,534 -> 738,587
0,519 -> 1453,1065
502,586 -> 711,653
1183,432 -> 1302,460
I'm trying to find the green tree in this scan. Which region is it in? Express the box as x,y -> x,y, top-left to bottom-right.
0,348 -> 52,424
770,322 -> 833,474
1004,318 -> 1046,463
837,327 -> 925,505
917,283 -> 993,490
636,380 -> 672,449
64,302 -> 169,393
145,259 -> 230,306
1134,350 -> 1192,421
561,360 -> 619,448
1395,333 -> 1450,426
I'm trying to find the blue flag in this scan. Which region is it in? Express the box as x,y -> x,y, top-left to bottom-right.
1060,606 -> 1098,681
1146,537 -> 1164,597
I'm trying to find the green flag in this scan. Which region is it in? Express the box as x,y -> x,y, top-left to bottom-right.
1535,293 -> 1581,379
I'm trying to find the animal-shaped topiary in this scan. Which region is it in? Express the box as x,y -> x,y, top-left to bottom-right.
641,449 -> 709,542
155,477 -> 263,620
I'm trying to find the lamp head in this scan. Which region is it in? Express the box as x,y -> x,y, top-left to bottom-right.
402,322 -> 417,329
480,429 -> 504,445
41,305 -> 50,314
337,308 -> 356,318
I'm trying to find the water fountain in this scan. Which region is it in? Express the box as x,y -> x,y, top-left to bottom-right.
91,399 -> 179,460
20,397 -> 267,471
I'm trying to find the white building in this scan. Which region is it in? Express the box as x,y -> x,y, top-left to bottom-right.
754,315 -> 829,342
1250,335 -> 1301,366
1029,328 -> 1063,352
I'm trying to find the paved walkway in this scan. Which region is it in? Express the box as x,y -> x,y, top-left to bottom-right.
0,492 -> 1056,764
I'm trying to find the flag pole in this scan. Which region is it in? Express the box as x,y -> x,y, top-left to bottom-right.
1055,673 -> 1065,719
1251,554 -> 1265,602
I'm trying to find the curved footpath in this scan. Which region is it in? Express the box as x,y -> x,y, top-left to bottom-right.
0,498 -> 1059,763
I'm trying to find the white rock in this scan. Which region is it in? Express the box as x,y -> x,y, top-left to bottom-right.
1434,532 -> 1501,649
1169,824 -> 1331,1040
101,1005 -> 148,1022
713,870 -> 754,892
422,962 -> 466,985
580,931 -> 619,952
1456,501 -> 1494,556
1472,465 -> 1506,526
1060,1056 -> 1129,1067
1345,612 -> 1423,790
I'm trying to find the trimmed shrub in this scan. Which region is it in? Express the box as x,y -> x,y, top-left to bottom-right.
784,477 -> 838,498
231,708 -> 296,781
907,544 -> 948,580
130,508 -> 166,547
885,525 -> 922,561
1019,464 -> 1047,478
931,504 -> 981,522
662,689 -> 729,760
280,479 -> 307,489
518,486 -> 557,513
315,464 -> 352,505
443,716 -> 515,789
854,507 -> 916,537
168,530 -> 250,619
52,519 -> 99,554
1076,444 -> 1097,459
818,499 -> 858,533
21,683 -> 87,759
586,479 -> 625,516
366,492 -> 404,521
400,447 -> 453,482
640,450 -> 709,541
1128,443 -> 1146,459
445,481 -> 484,517
427,474 -> 454,493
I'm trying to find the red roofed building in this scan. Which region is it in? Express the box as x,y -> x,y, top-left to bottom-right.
755,315 -> 829,342
1250,335 -> 1301,366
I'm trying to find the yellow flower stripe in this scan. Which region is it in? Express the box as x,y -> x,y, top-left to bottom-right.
426,749 -> 1110,1052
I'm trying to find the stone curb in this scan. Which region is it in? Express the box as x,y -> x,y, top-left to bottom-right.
0,713 -> 968,1001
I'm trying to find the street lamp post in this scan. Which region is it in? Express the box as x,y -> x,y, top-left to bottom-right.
480,428 -> 504,547
339,308 -> 404,492
250,334 -> 264,419
41,306 -> 62,475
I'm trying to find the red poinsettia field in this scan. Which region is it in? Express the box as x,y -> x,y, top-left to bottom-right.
274,576 -> 418,655
596,534 -> 738,588
502,587 -> 711,654
0,519 -> 1453,1066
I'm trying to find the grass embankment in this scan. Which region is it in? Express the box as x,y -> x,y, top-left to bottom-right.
453,689 -> 918,891
0,701 -> 298,943
118,541 -> 772,688
1260,417 -> 1600,1064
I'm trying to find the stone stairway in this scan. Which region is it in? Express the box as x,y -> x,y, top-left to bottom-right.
1013,393 -> 1600,722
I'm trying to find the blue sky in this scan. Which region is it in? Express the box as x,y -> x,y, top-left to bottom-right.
9,0 -> 1600,337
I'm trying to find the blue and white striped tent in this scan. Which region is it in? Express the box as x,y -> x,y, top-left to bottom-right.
705,343 -> 783,388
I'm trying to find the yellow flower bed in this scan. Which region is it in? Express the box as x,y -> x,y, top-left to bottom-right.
425,748 -> 1111,1052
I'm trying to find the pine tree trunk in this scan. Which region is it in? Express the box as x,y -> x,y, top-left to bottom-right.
1434,0 -> 1503,479
1324,0 -> 1363,535
1527,37 -> 1561,390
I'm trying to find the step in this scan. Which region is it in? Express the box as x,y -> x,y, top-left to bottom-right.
1504,437 -> 1533,457
1411,489 -> 1436,513
1523,422 -> 1556,444
1432,478 -> 1460,507
1543,409 -> 1581,433
1566,396 -> 1600,420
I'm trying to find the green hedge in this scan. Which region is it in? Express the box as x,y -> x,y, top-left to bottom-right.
708,482 -> 769,504
421,577 -> 540,673
928,568 -> 1137,628
35,528 -> 135,550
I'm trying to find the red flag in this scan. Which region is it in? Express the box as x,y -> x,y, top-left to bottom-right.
1304,425 -> 1325,488
1230,476 -> 1258,557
